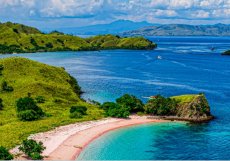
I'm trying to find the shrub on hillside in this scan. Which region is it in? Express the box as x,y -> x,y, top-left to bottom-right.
145,95 -> 178,116
35,96 -> 45,103
19,139 -> 45,160
68,75 -> 82,95
69,105 -> 87,119
0,146 -> 13,160
18,110 -> 40,121
0,64 -> 4,75
0,98 -> 3,110
2,81 -> 14,92
70,106 -> 87,115
16,97 -> 45,121
116,94 -> 144,113
69,111 -> 83,119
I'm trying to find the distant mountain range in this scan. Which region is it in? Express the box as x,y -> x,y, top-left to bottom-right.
123,24 -> 230,36
52,20 -> 156,35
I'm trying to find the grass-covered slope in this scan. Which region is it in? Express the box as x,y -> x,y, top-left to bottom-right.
222,50 -> 230,55
0,57 -> 103,148
0,22 -> 156,54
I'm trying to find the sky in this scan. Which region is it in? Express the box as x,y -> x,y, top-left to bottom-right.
0,0 -> 230,29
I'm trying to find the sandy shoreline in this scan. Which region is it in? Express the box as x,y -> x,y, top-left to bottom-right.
12,116 -> 167,160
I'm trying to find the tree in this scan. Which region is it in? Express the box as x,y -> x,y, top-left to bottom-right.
2,81 -> 14,92
16,97 -> 45,121
116,94 -> 144,113
145,95 -> 177,116
0,146 -> 13,160
19,139 -> 45,160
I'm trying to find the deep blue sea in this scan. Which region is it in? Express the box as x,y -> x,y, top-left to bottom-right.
1,36 -> 230,159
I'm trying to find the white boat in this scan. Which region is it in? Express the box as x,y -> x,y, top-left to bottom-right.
157,56 -> 162,59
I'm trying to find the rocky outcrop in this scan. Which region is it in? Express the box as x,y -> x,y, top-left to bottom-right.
174,94 -> 213,122
147,94 -> 214,122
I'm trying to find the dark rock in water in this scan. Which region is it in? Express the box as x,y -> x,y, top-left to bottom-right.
222,50 -> 230,56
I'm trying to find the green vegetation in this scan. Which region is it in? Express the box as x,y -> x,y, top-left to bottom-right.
0,146 -> 13,160
69,105 -> 87,118
16,97 -> 45,121
35,96 -> 45,103
0,57 -> 212,150
116,94 -> 144,112
145,95 -> 177,116
100,94 -> 212,121
0,98 -> 3,110
2,81 -> 14,92
171,94 -> 198,104
100,94 -> 144,118
19,139 -> 45,160
101,102 -> 130,118
0,22 -> 156,54
0,57 -> 104,148
222,50 -> 230,55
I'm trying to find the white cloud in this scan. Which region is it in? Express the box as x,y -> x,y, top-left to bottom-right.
155,9 -> 177,17
192,10 -> 210,18
0,0 -> 229,27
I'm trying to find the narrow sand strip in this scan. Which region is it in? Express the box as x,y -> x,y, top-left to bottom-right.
43,116 -> 166,160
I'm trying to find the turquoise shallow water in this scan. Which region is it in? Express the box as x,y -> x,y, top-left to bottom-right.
77,122 -> 188,160
1,36 -> 230,159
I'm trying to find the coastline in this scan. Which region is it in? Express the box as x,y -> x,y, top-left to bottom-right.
47,116 -> 167,160
12,116 -> 167,160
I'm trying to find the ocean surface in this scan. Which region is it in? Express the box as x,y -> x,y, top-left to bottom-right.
1,36 -> 230,159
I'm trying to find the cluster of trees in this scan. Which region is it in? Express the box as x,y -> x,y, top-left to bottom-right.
100,94 -> 178,118
19,139 -> 45,160
100,94 -> 145,118
16,96 -> 45,121
145,95 -> 178,116
0,44 -> 24,54
0,146 -> 13,160
0,139 -> 45,160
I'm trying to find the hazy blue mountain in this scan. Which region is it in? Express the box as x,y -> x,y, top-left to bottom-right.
53,20 -> 156,35
123,23 -> 230,36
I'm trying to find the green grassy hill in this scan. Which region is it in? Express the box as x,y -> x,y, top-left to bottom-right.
0,22 -> 156,54
0,57 -> 103,148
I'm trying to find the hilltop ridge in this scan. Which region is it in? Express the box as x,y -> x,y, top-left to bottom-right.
123,23 -> 230,36
0,22 -> 156,54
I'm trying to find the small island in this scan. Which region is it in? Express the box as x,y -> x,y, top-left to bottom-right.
0,22 -> 156,54
222,50 -> 230,55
